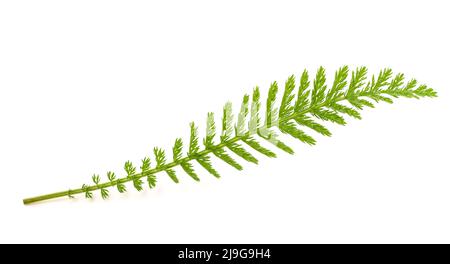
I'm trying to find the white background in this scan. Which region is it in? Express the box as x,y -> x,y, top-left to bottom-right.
1,0 -> 449,243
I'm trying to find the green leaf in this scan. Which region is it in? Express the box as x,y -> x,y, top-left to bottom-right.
311,67 -> 327,105
196,155 -> 220,178
124,161 -> 136,176
133,178 -> 144,191
82,184 -> 93,199
413,84 -> 437,98
221,102 -> 234,142
327,66 -> 348,101
100,188 -> 109,200
117,182 -> 127,193
172,138 -> 183,161
92,174 -> 100,185
165,168 -> 179,183
347,66 -> 367,95
265,82 -> 279,127
279,75 -> 296,118
295,69 -> 310,111
258,129 -> 294,154
180,162 -> 200,181
295,115 -> 332,136
227,143 -> 258,164
213,148 -> 243,170
153,147 -> 166,168
188,122 -> 200,155
312,108 -> 346,125
387,73 -> 405,91
243,137 -> 277,158
404,79 -> 417,90
140,157 -> 151,172
366,94 -> 393,104
107,171 -> 116,182
280,121 -> 316,145
248,87 -> 261,134
367,68 -> 393,91
22,66 -> 439,204
348,98 -> 375,109
204,112 -> 216,148
147,175 -> 157,189
236,95 -> 250,136
329,103 -> 362,119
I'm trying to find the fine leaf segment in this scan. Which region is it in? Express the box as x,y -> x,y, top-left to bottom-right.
22,66 -> 437,205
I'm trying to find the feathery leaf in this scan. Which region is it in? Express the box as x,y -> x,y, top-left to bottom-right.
173,138 -> 183,161
249,87 -> 261,134
327,66 -> 349,101
265,82 -> 279,127
107,171 -> 116,182
140,157 -> 151,172
165,168 -> 178,183
180,162 -> 200,181
295,69 -> 310,111
279,75 -> 296,118
22,66 -> 438,204
280,121 -> 316,145
329,103 -> 362,119
347,66 -> 367,95
82,184 -> 93,199
221,102 -> 234,142
153,147 -> 166,168
227,143 -> 258,164
295,115 -> 332,136
213,148 -> 243,170
124,161 -> 136,176
147,175 -> 157,189
243,137 -> 277,158
196,155 -> 220,178
188,122 -> 200,155
236,95 -> 250,137
100,188 -> 109,200
311,67 -> 327,105
312,108 -> 346,125
204,113 -> 216,148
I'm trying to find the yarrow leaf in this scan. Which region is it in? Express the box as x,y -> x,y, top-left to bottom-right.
22,66 -> 438,205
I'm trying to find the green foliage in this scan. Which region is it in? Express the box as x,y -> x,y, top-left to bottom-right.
82,184 -> 93,199
265,82 -> 279,127
153,147 -> 166,168
243,137 -> 277,158
295,70 -> 310,111
197,155 -> 220,178
227,142 -> 258,164
237,95 -> 250,136
279,75 -> 296,118
221,102 -> 234,142
140,157 -> 151,172
249,88 -> 261,134
22,66 -> 438,204
204,113 -> 216,148
124,161 -> 136,176
147,175 -> 157,189
180,161 -> 200,181
295,115 -> 331,137
312,108 -> 346,125
280,121 -> 316,145
213,148 -> 243,170
188,123 -> 200,155
311,67 -> 327,105
172,138 -> 183,161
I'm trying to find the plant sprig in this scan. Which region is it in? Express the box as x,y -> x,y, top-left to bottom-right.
22,66 -> 437,205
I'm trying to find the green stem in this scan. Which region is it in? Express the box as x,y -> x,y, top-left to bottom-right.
23,96 -> 348,205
